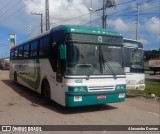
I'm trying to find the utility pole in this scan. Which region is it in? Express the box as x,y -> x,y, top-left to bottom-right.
31,12 -> 43,33
102,0 -> 107,29
45,0 -> 50,31
136,3 -> 139,40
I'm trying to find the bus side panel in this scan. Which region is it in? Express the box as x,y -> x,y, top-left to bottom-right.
10,58 -> 66,106
39,59 -> 65,106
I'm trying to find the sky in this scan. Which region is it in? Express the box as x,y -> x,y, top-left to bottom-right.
0,0 -> 160,58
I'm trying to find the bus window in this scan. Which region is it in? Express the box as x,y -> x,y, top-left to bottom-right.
30,41 -> 38,57
24,44 -> 30,58
18,46 -> 24,59
14,48 -> 18,60
10,49 -> 14,60
39,36 -> 49,56
52,31 -> 64,42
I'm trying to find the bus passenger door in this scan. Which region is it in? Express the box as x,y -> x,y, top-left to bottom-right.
56,44 -> 66,83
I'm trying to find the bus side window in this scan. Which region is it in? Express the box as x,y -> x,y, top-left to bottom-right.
24,44 -> 30,58
14,48 -> 18,60
10,49 -> 14,60
39,36 -> 49,57
30,40 -> 38,57
18,46 -> 24,59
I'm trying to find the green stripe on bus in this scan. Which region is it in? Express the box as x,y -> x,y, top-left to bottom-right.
18,59 -> 40,90
66,93 -> 125,107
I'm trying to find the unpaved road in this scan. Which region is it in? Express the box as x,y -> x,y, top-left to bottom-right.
0,70 -> 159,134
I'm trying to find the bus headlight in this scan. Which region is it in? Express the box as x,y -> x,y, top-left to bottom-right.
137,80 -> 144,84
68,86 -> 88,92
116,85 -> 126,90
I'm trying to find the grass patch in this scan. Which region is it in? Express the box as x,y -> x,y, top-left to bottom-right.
127,81 -> 160,97
144,67 -> 150,71
145,81 -> 160,97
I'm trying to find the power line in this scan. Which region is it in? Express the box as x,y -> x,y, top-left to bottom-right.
0,0 -> 13,12
108,6 -> 133,17
139,5 -> 160,12
8,0 -> 159,43
50,11 -> 98,25
0,1 -> 31,23
0,0 -> 21,18
116,0 -> 136,6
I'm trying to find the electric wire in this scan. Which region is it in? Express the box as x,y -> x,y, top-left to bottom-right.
0,1 -> 32,23
0,0 -> 21,18
0,0 -> 13,12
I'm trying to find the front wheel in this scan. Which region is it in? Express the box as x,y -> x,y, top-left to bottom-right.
41,80 -> 51,102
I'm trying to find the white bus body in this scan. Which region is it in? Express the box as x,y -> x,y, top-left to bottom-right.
123,38 -> 145,90
10,25 -> 126,107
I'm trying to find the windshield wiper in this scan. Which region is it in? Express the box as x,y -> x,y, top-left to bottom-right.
86,68 -> 94,80
101,53 -> 117,79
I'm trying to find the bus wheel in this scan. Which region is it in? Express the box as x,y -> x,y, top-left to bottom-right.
41,80 -> 51,102
14,72 -> 17,84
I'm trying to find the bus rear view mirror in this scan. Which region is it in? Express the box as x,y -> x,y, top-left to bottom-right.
59,44 -> 66,60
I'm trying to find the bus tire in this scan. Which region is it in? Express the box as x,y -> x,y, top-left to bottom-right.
41,79 -> 51,103
14,72 -> 17,84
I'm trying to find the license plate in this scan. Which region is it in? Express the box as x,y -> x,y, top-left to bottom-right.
74,96 -> 82,102
119,93 -> 125,98
97,95 -> 106,99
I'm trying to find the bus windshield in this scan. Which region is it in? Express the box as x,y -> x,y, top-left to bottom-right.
66,42 -> 124,76
124,47 -> 143,69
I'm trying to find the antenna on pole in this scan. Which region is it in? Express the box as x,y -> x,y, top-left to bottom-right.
45,0 -> 50,31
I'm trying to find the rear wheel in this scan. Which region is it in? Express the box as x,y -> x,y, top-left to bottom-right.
41,80 -> 51,102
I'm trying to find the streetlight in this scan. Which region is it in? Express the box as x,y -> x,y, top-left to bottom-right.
88,0 -> 93,26
88,7 -> 93,26
31,12 -> 43,33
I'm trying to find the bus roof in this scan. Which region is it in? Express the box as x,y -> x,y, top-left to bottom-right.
123,38 -> 142,43
51,25 -> 122,37
11,25 -> 122,49
123,38 -> 143,49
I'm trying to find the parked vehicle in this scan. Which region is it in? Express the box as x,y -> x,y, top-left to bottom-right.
149,58 -> 160,74
10,25 -> 126,107
123,38 -> 145,90
0,58 -> 10,70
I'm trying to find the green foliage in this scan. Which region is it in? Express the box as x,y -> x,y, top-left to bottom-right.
145,82 -> 160,97
144,50 -> 160,61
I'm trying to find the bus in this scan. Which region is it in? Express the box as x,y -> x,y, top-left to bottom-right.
123,38 -> 145,90
10,25 -> 126,107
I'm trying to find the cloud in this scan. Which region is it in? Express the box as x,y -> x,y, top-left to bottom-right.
145,17 -> 160,38
108,18 -> 135,32
138,38 -> 148,45
0,0 -> 100,38
23,0 -> 99,28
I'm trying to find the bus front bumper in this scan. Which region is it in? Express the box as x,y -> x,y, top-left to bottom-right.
126,84 -> 145,90
65,90 -> 126,107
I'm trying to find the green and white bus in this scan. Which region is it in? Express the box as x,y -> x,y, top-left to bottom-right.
10,25 -> 126,107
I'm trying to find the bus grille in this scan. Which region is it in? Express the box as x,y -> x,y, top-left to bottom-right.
88,86 -> 115,92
